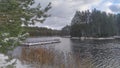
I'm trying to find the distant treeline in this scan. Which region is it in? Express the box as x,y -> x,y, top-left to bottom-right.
69,9 -> 120,37
61,25 -> 70,36
24,27 -> 61,36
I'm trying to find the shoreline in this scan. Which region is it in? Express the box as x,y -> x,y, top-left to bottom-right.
70,36 -> 120,40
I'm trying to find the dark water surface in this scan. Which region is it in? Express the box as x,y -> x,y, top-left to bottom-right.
12,37 -> 120,68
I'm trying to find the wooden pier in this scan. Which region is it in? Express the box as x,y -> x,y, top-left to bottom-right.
21,39 -> 61,46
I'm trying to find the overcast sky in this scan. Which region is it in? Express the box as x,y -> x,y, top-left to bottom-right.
32,0 -> 120,30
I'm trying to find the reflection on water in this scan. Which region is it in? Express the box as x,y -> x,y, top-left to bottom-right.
2,37 -> 120,68
71,39 -> 120,68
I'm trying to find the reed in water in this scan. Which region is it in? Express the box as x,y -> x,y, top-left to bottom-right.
19,46 -> 94,68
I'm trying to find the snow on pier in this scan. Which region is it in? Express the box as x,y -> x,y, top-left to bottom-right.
21,39 -> 61,46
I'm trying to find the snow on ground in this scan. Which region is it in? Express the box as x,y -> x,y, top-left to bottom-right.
0,54 -> 29,68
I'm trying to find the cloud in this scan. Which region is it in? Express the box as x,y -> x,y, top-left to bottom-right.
91,0 -> 113,13
33,0 -> 103,30
109,4 -> 120,13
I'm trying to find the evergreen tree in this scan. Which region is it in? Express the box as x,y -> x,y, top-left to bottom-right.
0,0 -> 51,53
116,14 -> 120,35
61,25 -> 70,36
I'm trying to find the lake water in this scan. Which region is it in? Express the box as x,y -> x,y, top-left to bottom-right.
1,37 -> 120,68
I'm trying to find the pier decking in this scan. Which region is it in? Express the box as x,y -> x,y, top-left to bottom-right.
21,39 -> 61,46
